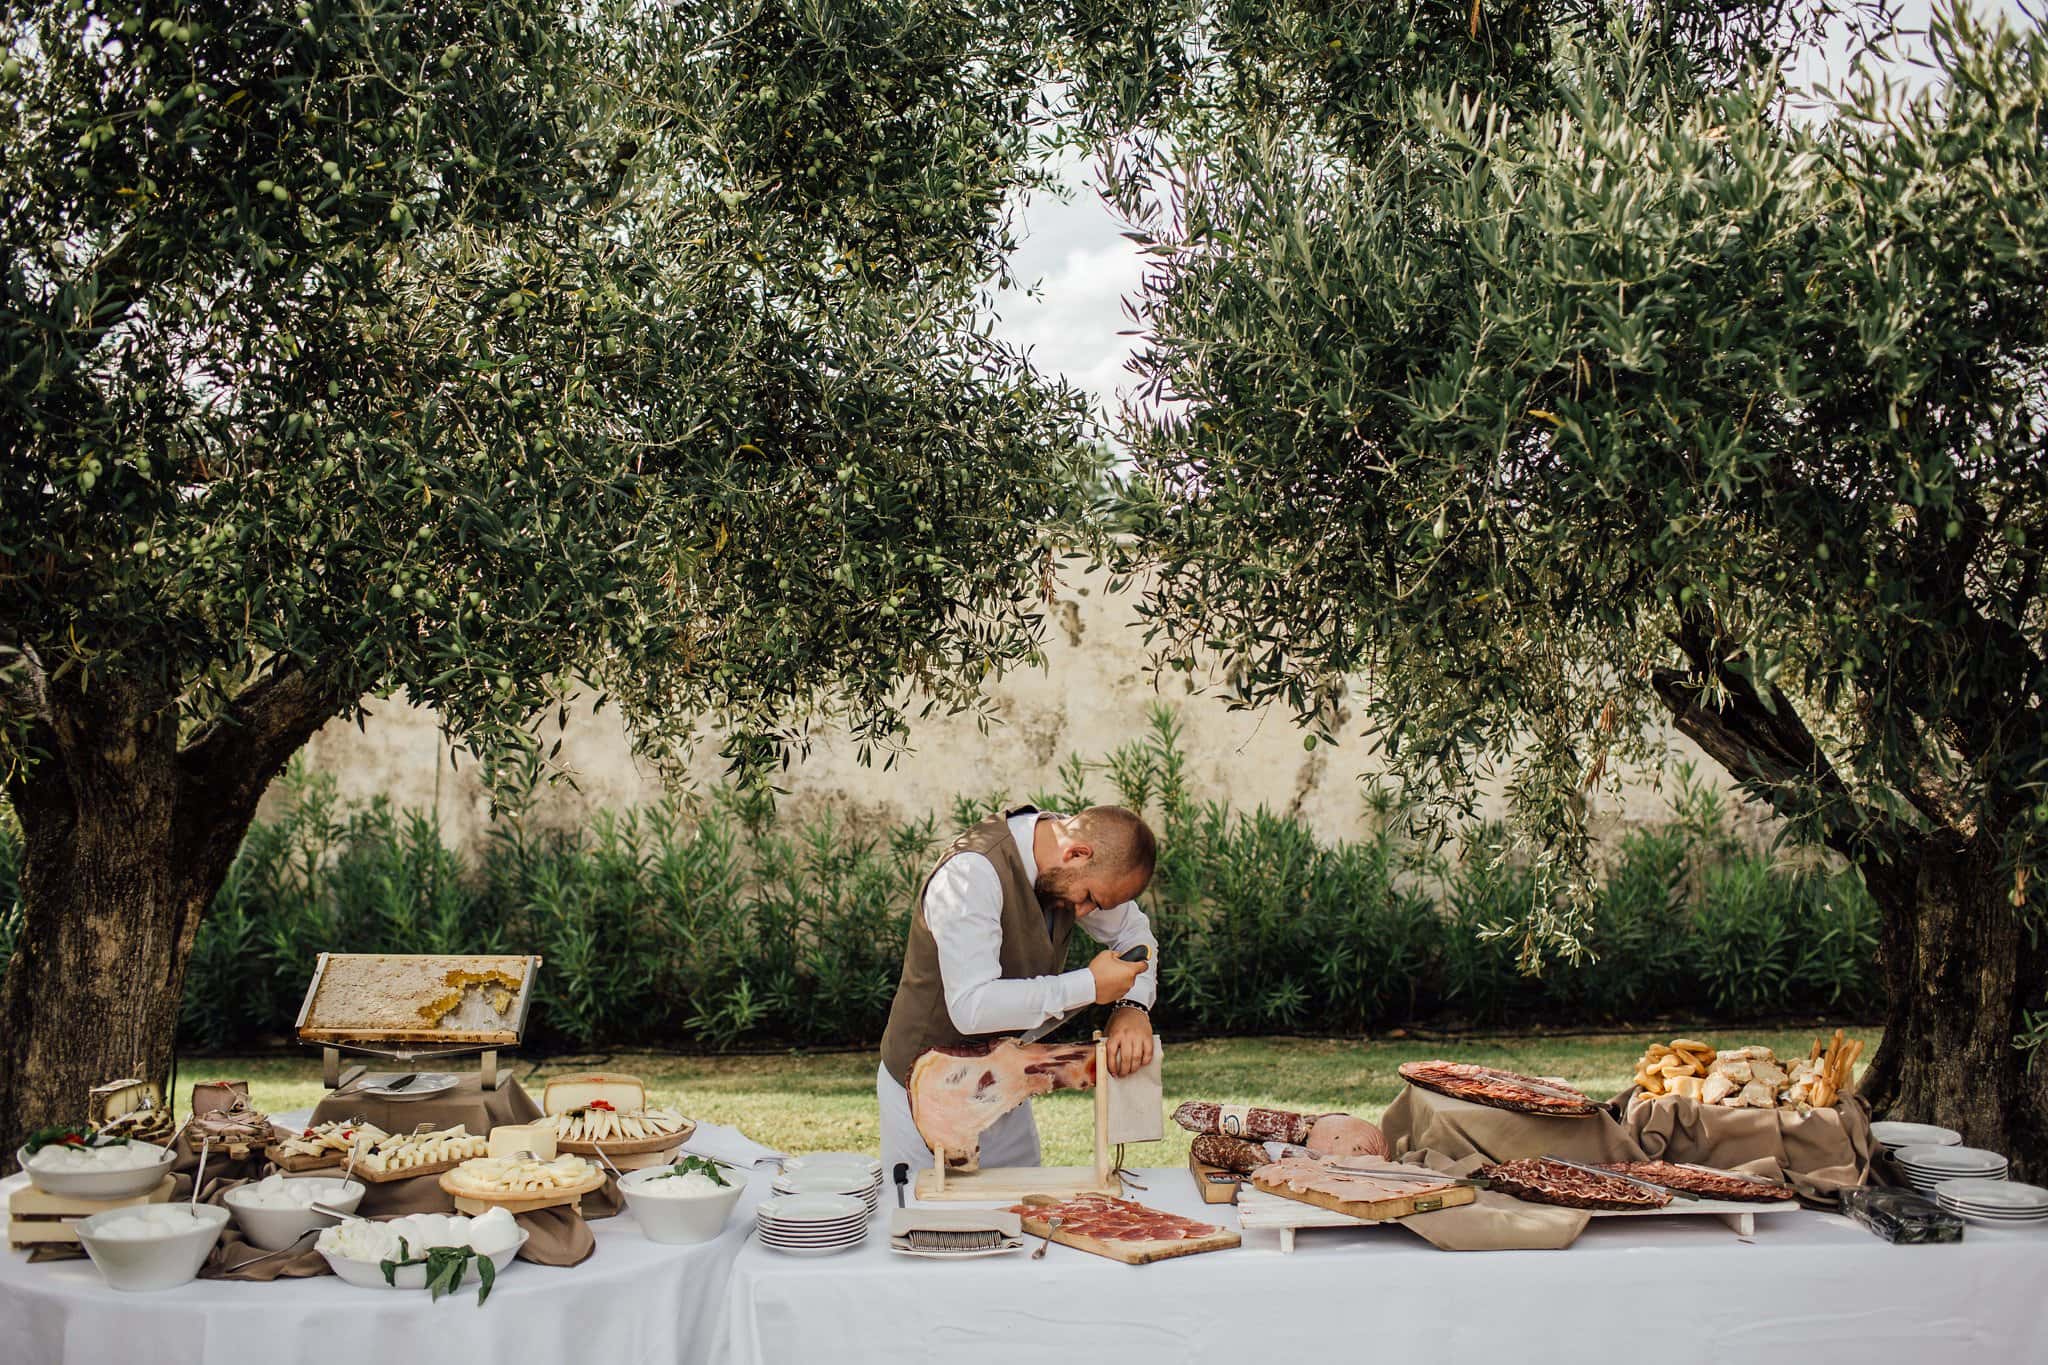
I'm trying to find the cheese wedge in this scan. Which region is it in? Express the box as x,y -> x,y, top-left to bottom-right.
543,1073 -> 647,1116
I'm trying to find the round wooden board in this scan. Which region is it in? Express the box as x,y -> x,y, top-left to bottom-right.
555,1118 -> 696,1158
438,1163 -> 608,1213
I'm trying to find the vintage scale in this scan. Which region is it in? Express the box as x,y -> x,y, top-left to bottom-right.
293,952 -> 542,1093
916,1032 -> 1165,1202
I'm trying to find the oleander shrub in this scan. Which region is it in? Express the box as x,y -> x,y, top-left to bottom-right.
135,705 -> 1885,1052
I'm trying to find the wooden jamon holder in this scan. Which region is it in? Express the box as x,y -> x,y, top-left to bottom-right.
915,1032 -> 1163,1202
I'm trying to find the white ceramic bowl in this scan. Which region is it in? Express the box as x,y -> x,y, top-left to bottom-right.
320,1227 -> 529,1291
16,1140 -> 177,1200
223,1176 -> 367,1251
75,1203 -> 229,1292
620,1166 -> 747,1245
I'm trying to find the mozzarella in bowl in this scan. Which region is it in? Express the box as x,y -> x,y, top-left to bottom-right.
628,1168 -> 731,1198
27,1143 -> 164,1173
317,1207 -> 523,1264
230,1174 -> 357,1210
89,1207 -> 218,1241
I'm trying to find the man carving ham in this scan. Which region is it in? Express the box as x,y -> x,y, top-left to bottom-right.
878,805 -> 1159,1174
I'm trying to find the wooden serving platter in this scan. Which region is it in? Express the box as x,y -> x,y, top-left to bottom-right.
271,1149 -> 346,1174
1188,1153 -> 1244,1205
1014,1196 -> 1239,1265
268,1126 -> 356,1173
556,1118 -> 695,1159
440,1166 -> 607,1216
9,1176 -> 175,1248
352,1153 -> 481,1184
1249,1168 -> 1476,1222
915,1164 -> 1122,1203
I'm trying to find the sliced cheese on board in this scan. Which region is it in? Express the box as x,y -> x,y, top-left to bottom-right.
489,1123 -> 558,1160
542,1072 -> 647,1116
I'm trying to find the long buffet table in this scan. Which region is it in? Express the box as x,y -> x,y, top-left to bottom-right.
8,1161 -> 2048,1365
719,1168 -> 2048,1365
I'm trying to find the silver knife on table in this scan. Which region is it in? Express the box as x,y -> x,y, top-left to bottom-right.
1016,945 -> 1149,1045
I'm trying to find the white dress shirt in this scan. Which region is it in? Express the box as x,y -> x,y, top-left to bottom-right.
922,810 -> 1159,1036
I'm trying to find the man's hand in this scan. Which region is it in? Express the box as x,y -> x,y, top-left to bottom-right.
1087,948 -> 1148,1006
1105,1005 -> 1155,1078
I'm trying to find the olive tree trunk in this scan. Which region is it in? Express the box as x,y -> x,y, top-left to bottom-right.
1860,837 -> 2048,1177
0,667 -> 339,1169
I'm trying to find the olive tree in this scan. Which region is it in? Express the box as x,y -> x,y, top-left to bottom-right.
1090,2 -> 2048,1163
0,0 -> 1097,1142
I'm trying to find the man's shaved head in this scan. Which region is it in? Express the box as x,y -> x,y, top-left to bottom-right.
1070,806 -> 1157,884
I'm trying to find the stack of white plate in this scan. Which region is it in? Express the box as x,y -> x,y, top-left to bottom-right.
1871,1121 -> 1963,1153
777,1153 -> 883,1214
1892,1143 -> 2009,1192
755,1193 -> 870,1256
1933,1178 -> 2048,1227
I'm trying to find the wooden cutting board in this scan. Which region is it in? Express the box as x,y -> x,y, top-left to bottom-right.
1188,1153 -> 1244,1204
1248,1167 -> 1476,1221
1017,1196 -> 1240,1265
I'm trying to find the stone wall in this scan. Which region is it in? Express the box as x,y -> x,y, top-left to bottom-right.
288,567 -> 1755,851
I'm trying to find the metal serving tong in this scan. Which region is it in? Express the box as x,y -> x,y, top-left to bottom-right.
1541,1155 -> 1700,1201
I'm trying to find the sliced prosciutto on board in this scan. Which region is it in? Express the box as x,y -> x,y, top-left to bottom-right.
909,1039 -> 1097,1170
1009,1194 -> 1220,1242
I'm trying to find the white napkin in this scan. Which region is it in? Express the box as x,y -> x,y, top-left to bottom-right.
681,1119 -> 786,1169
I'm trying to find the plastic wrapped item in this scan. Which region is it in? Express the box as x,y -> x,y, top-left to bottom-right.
1842,1187 -> 1964,1244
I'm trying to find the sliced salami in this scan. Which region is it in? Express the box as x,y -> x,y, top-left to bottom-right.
1480,1157 -> 1671,1210
1598,1161 -> 1799,1202
1398,1061 -> 1599,1116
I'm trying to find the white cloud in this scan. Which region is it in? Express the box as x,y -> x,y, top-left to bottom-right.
989,2 -> 2038,419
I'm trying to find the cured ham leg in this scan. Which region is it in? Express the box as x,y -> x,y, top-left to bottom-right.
909,1039 -> 1097,1170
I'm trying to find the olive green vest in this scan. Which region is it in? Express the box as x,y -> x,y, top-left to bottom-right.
879,806 -> 1075,1085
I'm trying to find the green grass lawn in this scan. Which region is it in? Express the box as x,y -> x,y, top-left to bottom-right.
193,1028 -> 1871,1168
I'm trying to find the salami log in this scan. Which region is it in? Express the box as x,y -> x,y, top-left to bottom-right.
1190,1133 -> 1268,1173
1173,1101 -> 1312,1143
1173,1101 -> 1389,1157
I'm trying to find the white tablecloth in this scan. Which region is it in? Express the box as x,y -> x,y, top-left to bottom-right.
3,1101 -> 776,1365
718,1169 -> 2048,1365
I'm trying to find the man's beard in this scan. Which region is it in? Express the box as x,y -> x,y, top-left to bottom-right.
1034,868 -> 1079,917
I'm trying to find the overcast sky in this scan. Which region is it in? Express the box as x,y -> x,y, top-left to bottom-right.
989,0 -> 2037,421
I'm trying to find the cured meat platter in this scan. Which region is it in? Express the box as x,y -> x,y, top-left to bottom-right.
1599,1161 -> 1801,1204
1013,1194 -> 1239,1265
1480,1158 -> 1800,1238
1397,1061 -> 1601,1116
1249,1156 -> 1476,1222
